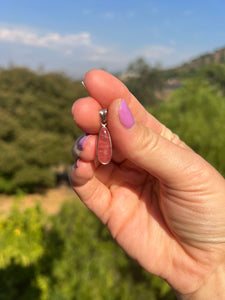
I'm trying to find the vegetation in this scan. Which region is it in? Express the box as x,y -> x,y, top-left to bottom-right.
199,63 -> 225,92
0,57 -> 225,299
0,67 -> 86,193
165,46 -> 225,78
150,69 -> 225,177
125,58 -> 164,106
0,62 -> 224,192
0,201 -> 175,300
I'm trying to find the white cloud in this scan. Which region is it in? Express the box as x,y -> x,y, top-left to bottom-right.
0,25 -> 113,63
0,26 -> 94,52
0,25 -> 126,77
141,45 -> 174,60
132,45 -> 177,67
132,44 -> 198,68
0,25 -> 200,77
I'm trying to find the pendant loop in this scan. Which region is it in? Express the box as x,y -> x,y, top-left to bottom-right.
99,109 -> 108,126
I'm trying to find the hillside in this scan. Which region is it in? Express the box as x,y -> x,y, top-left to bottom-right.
1,51 -> 225,193
166,46 -> 225,77
0,67 -> 87,193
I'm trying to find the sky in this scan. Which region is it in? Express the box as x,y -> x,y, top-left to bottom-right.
0,0 -> 225,78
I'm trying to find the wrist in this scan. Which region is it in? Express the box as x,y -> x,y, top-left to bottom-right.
176,265 -> 225,300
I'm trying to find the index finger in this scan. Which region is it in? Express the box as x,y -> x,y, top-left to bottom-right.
83,69 -> 162,134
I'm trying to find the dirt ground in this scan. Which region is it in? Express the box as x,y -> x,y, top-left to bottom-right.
0,185 -> 77,217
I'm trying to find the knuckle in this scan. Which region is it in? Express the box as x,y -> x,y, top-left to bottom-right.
132,126 -> 161,159
161,125 -> 179,143
161,125 -> 187,148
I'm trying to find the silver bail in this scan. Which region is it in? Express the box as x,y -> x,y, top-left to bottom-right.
99,109 -> 108,125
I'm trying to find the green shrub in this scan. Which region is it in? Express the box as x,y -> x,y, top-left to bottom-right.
49,201 -> 175,300
0,67 -> 85,193
150,78 -> 225,176
0,201 -> 175,300
0,204 -> 49,300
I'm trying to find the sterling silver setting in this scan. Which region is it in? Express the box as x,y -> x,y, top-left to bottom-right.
96,109 -> 112,165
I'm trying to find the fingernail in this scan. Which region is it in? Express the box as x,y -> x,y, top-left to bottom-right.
72,135 -> 89,158
71,101 -> 76,115
77,135 -> 89,151
75,158 -> 80,168
119,99 -> 135,129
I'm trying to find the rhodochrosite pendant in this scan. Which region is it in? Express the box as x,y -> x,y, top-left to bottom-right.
97,109 -> 112,165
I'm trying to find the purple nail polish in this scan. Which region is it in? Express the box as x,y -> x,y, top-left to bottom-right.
71,135 -> 89,158
119,99 -> 135,129
75,158 -> 80,168
77,135 -> 88,151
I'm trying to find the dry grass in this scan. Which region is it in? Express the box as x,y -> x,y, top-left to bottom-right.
0,185 -> 77,217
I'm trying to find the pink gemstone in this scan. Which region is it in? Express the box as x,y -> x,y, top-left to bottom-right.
97,127 -> 112,165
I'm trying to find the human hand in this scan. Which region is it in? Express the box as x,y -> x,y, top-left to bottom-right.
69,69 -> 225,299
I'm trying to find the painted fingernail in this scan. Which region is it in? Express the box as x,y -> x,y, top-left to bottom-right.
72,135 -> 89,158
77,135 -> 89,151
75,158 -> 80,168
119,99 -> 135,129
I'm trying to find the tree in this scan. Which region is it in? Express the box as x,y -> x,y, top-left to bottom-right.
0,201 -> 175,300
0,67 -> 87,193
151,78 -> 225,177
199,64 -> 225,92
125,58 -> 164,106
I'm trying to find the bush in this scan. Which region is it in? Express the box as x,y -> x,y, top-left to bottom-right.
0,204 -> 48,300
0,201 -> 175,300
150,78 -> 225,177
46,201 -> 175,300
126,58 -> 164,106
0,67 -> 86,193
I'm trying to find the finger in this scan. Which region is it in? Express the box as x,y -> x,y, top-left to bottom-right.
72,97 -> 102,133
109,99 -> 196,185
72,135 -> 97,161
69,160 -> 113,223
76,69 -> 188,146
71,132 -> 126,165
72,95 -> 188,150
83,69 -> 162,134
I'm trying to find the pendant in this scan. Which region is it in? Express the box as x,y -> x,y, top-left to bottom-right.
97,109 -> 112,165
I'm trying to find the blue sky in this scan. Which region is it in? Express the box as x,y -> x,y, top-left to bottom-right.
0,0 -> 225,78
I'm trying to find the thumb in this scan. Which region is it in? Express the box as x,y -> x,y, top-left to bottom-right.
109,99 -> 195,185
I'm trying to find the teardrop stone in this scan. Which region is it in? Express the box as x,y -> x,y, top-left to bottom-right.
97,127 -> 112,165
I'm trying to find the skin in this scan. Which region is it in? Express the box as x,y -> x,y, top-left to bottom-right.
70,69 -> 225,299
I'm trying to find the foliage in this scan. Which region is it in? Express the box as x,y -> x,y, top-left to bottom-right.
1,63 -> 225,299
0,203 -> 44,268
150,77 -> 225,177
164,47 -> 225,79
47,202 -> 174,300
1,63 -> 224,193
0,67 -> 87,193
125,58 -> 164,106
199,63 -> 225,92
0,201 -> 175,300
0,203 -> 48,300
0,60 -> 177,297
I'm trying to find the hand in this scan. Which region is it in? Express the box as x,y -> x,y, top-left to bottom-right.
69,69 -> 225,299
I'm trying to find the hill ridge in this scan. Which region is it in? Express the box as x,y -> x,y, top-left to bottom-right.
174,46 -> 225,73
